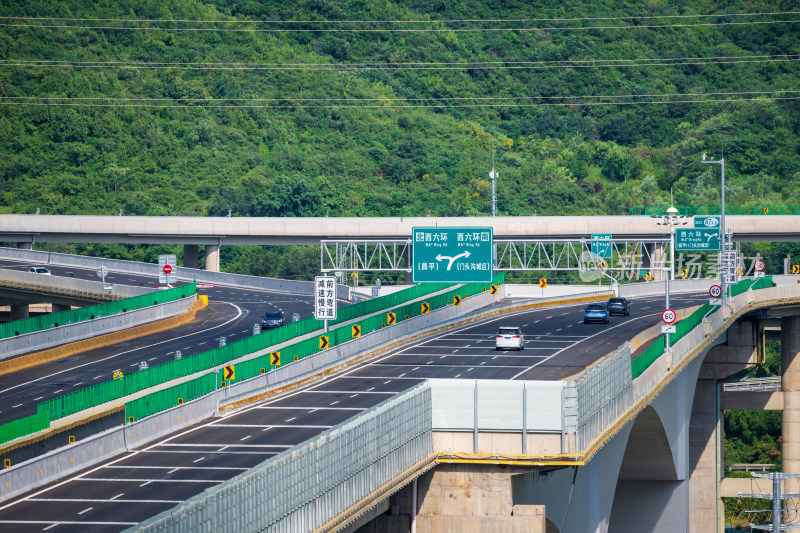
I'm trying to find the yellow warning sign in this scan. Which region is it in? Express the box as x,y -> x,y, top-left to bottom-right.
453,295 -> 461,306
112,370 -> 124,380
421,302 -> 430,314
539,278 -> 547,289
270,351 -> 281,366
224,365 -> 235,380
387,312 -> 396,324
793,264 -> 800,274
490,285 -> 497,295
352,325 -> 361,338
319,336 -> 330,350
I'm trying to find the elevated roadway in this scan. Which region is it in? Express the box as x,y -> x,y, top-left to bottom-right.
0,290 -> 708,531
2,214 -> 799,247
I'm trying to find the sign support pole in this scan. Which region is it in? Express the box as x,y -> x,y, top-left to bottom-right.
324,319 -> 328,333
665,272 -> 671,352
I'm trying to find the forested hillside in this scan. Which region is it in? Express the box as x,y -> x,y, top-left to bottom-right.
1,1 -> 799,219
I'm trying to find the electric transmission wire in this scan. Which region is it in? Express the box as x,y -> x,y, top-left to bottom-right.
1,11 -> 798,24
1,54 -> 798,71
1,19 -> 798,33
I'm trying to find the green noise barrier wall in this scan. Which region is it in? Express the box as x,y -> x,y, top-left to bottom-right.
631,276 -> 774,379
123,273 -> 505,424
0,282 -> 197,340
1,275 -> 503,445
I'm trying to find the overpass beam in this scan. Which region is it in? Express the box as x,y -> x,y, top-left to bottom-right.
52,303 -> 71,313
10,304 -> 29,321
184,244 -> 199,269
782,316 -> 800,493
204,244 -> 220,272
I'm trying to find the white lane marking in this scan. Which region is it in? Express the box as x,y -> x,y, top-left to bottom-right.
110,493 -> 124,500
467,368 -> 473,372
11,404 -> 21,408
199,342 -> 207,345
33,397 -> 43,401
350,394 -> 359,398
330,401 -> 339,406
366,387 -> 375,392
285,417 -> 296,422
0,521 -> 138,527
167,469 -> 179,475
240,436 -> 251,441
73,383 -> 83,387
43,523 -> 59,530
192,457 -> 205,463
398,373 -> 406,377
412,367 -> 419,371
0,302 -> 244,396
84,477 -> 221,483
93,375 -> 102,380
77,507 -> 93,515
30,498 -> 181,503
454,374 -> 461,378
53,390 -> 63,395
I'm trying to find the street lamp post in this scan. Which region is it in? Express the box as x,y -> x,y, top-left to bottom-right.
701,153 -> 726,305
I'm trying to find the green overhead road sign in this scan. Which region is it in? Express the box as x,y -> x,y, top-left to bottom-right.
694,215 -> 721,229
675,228 -> 721,251
591,233 -> 613,258
412,227 -> 493,283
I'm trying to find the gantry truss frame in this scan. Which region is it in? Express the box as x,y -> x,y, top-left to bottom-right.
320,238 -> 673,273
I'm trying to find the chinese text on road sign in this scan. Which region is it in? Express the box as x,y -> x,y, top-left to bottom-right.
314,276 -> 337,320
412,227 -> 493,283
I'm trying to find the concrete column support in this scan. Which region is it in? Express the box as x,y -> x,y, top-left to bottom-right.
184,244 -> 199,269
651,243 -> 666,282
204,244 -> 220,272
782,316 -> 800,493
688,379 -> 721,533
51,303 -> 71,313
16,241 -> 33,250
10,304 -> 29,321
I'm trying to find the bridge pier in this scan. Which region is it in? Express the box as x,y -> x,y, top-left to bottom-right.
204,244 -> 220,272
184,245 -> 199,269
16,241 -> 32,250
782,316 -> 800,494
9,304 -> 29,321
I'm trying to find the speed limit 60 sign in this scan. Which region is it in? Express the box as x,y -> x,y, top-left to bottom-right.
709,285 -> 722,298
661,309 -> 677,325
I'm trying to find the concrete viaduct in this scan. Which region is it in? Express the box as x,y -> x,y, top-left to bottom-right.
2,214 -> 800,272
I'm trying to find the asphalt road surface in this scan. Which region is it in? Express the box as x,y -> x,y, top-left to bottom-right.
0,290 -> 707,532
0,259 -> 322,425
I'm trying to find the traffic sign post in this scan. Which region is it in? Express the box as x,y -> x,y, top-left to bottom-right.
314,276 -> 337,332
693,215 -> 721,229
158,254 -> 177,286
709,285 -> 722,299
412,227 -> 493,283
674,228 -> 721,251
96,265 -> 111,290
662,308 -> 676,353
754,259 -> 766,277
590,234 -> 613,259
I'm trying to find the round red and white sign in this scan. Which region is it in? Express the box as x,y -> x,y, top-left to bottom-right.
709,285 -> 722,298
163,264 -> 173,274
661,309 -> 677,324
754,260 -> 766,272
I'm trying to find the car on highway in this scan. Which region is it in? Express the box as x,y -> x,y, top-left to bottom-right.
260,310 -> 285,330
495,326 -> 524,351
583,303 -> 610,324
607,297 -> 631,316
28,266 -> 51,275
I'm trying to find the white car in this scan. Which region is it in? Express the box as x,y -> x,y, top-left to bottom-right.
495,327 -> 524,351
28,266 -> 51,275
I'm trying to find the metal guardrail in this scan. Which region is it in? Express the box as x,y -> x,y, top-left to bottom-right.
723,377 -> 781,392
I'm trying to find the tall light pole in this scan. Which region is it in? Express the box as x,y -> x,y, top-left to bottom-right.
701,153 -> 727,305
489,150 -> 497,217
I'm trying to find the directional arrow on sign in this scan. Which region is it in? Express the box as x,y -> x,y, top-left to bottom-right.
224,365 -> 235,380
319,336 -> 330,350
490,285 -> 497,295
453,295 -> 461,306
270,352 -> 280,366
387,312 -> 396,324
435,251 -> 470,270
421,302 -> 430,314
352,325 -> 361,338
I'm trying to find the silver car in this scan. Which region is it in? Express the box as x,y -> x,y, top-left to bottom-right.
495,327 -> 524,351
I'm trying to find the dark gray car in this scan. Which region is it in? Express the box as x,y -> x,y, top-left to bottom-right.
607,297 -> 631,316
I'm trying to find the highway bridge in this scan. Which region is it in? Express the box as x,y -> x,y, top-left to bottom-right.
2,214 -> 800,271
0,250 -> 799,531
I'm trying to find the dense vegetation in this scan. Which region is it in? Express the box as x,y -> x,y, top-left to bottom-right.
1,1 -> 799,221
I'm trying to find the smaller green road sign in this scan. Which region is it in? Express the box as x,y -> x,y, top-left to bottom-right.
591,234 -> 613,258
413,227 -> 493,283
675,228 -> 721,251
694,215 -> 721,229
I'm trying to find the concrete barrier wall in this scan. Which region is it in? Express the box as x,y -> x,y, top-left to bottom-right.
0,267 -> 152,299
0,247 -> 349,299
0,296 -> 196,361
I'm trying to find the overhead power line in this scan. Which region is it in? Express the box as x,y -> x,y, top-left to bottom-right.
1,11 -> 798,24
1,19 -> 799,33
1,92 -> 797,109
1,55 -> 797,71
